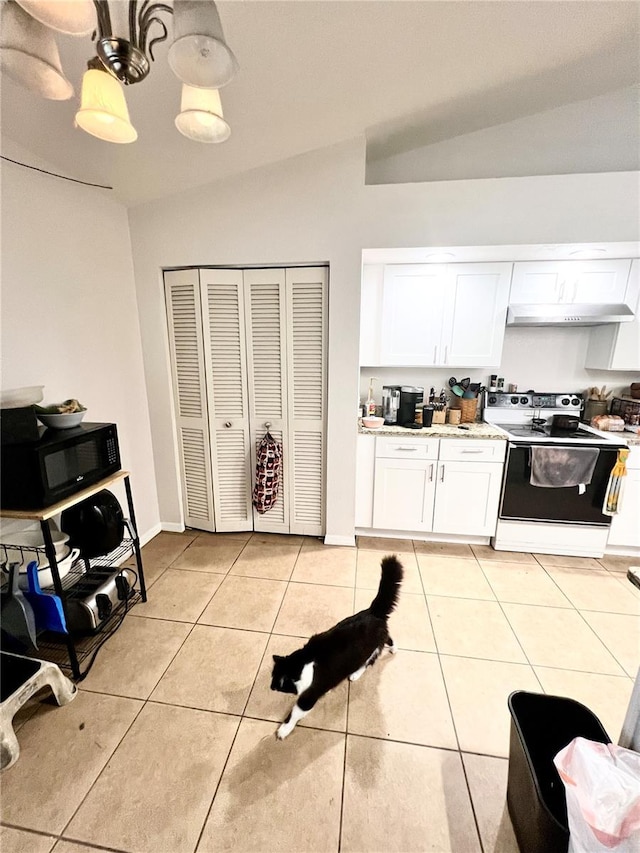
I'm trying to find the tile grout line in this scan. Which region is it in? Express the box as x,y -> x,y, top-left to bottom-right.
411,540 -> 486,853
337,578 -> 357,853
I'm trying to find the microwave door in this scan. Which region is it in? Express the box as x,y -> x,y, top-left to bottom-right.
44,437 -> 101,491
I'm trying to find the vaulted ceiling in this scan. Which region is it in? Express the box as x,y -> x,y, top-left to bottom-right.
2,1 -> 638,205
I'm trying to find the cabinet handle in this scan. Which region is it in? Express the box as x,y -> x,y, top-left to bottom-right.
559,281 -> 565,302
396,447 -> 417,452
444,345 -> 448,364
433,345 -> 438,363
440,465 -> 445,482
460,449 -> 484,454
224,421 -> 232,428
429,463 -> 434,481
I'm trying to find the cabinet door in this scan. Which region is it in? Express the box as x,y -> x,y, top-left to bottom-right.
380,264 -> 446,365
244,268 -> 290,534
200,269 -> 253,532
585,261 -> 640,370
373,458 -> 436,531
164,269 -> 215,531
510,262 -> 569,304
569,260 -> 631,304
607,469 -> 640,548
442,263 -> 512,367
355,434 -> 375,528
360,265 -> 383,365
285,266 -> 328,536
433,461 -> 503,537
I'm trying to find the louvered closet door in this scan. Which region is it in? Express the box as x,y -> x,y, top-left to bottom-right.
200,269 -> 253,531
244,268 -> 290,533
286,267 -> 328,535
164,269 -> 215,531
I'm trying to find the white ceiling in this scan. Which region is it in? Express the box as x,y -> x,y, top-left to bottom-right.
2,1 -> 639,206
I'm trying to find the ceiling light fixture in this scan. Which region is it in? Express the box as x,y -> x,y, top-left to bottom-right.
0,0 -> 238,144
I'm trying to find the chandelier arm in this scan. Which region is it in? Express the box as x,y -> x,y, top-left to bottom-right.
129,0 -> 139,47
138,3 -> 173,56
146,19 -> 169,62
93,0 -> 112,38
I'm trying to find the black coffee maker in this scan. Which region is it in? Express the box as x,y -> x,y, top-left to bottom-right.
398,386 -> 424,428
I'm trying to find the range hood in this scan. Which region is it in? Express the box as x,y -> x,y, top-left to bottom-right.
507,303 -> 635,327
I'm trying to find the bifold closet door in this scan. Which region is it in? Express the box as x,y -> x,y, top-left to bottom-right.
164,269 -> 215,531
286,267 -> 328,536
244,268 -> 290,533
200,269 -> 253,531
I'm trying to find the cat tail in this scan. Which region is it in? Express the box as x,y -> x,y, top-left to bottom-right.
370,555 -> 403,618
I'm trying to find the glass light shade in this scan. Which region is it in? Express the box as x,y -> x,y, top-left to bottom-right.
169,0 -> 238,89
175,84 -> 230,143
16,0 -> 96,35
0,0 -> 73,99
75,68 -> 138,144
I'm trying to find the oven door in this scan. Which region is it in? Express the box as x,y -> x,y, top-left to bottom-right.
499,442 -> 618,526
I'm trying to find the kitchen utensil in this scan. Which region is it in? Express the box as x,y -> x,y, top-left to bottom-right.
450,384 -> 465,397
24,562 -> 68,634
1,563 -> 38,649
462,390 -> 476,399
448,377 -> 458,388
460,378 -> 471,390
550,414 -> 580,435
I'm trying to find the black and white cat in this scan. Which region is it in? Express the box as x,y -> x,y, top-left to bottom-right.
270,555 -> 403,739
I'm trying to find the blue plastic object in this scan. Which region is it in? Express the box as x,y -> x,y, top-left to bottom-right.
24,562 -> 68,634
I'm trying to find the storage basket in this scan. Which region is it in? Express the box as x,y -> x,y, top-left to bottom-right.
459,398 -> 478,423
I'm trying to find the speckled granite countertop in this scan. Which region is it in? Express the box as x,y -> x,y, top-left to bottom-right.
624,433 -> 640,447
358,420 -> 507,440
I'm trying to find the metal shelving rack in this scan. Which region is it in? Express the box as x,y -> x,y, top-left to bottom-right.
0,471 -> 146,680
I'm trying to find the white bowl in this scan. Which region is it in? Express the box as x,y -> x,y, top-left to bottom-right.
4,529 -> 69,559
1,385 -> 44,408
37,410 -> 86,429
362,416 -> 385,429
17,547 -> 80,590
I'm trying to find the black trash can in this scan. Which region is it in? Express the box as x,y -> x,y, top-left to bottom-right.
507,691 -> 610,853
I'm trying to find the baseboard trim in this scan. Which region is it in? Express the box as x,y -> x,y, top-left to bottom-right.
324,534 -> 356,547
160,522 -> 186,534
139,522 -> 162,546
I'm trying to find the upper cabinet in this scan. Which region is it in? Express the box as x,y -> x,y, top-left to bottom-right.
510,259 -> 633,305
585,260 -> 640,371
361,262 -> 512,367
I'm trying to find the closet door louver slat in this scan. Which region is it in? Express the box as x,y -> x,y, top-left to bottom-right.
200,269 -> 253,531
244,268 -> 290,533
164,269 -> 215,531
286,267 -> 328,535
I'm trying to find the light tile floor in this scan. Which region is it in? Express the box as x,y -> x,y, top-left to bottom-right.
2,532 -> 638,853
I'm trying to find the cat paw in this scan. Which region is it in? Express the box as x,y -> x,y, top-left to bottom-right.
276,722 -> 292,740
349,667 -> 365,681
388,644 -> 398,654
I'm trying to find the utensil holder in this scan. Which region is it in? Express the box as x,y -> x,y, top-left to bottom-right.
432,408 -> 446,425
583,399 -> 608,423
459,398 -> 478,423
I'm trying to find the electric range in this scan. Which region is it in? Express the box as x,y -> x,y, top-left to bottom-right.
485,391 -> 626,557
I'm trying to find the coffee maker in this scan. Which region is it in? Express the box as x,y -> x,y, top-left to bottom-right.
398,386 -> 424,428
382,386 -> 401,425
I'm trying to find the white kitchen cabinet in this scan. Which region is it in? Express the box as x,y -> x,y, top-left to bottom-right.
432,460 -> 504,537
607,447 -> 640,549
355,434 -> 376,528
375,262 -> 511,367
373,457 -> 437,532
366,437 -> 505,537
586,261 -> 640,370
511,259 -> 633,306
360,265 -> 383,365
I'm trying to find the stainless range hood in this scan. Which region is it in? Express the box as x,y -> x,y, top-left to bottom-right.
506,303 -> 635,327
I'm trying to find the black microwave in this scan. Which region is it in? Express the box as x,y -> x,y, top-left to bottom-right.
1,423 -> 121,510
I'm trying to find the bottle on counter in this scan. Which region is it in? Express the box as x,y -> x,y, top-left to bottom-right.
366,377 -> 377,417
497,377 -> 505,392
489,375 -> 497,393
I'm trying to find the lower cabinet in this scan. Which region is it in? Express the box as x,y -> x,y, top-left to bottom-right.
607,448 -> 640,549
360,435 -> 506,537
432,460 -> 504,537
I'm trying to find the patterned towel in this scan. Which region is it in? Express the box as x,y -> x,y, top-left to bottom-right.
603,448 -> 629,515
530,446 -> 599,490
252,431 -> 283,514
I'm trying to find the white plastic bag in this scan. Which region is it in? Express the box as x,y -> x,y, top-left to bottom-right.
554,737 -> 640,853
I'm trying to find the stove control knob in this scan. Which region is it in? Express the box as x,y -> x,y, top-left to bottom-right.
520,396 -> 529,405
571,398 -> 581,406
561,397 -> 570,406
510,396 -> 519,404
488,395 -> 497,405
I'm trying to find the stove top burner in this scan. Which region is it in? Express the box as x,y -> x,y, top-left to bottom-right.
493,423 -> 624,445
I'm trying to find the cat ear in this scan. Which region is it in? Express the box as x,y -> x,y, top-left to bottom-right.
272,655 -> 283,662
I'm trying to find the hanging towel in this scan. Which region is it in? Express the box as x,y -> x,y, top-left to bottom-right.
252,431 -> 283,514
603,448 -> 629,515
530,446 -> 600,494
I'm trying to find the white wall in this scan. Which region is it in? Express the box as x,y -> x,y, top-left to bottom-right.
1,141 -> 160,541
128,137 -> 639,542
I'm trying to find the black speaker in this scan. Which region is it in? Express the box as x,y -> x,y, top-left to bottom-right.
61,490 -> 125,558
